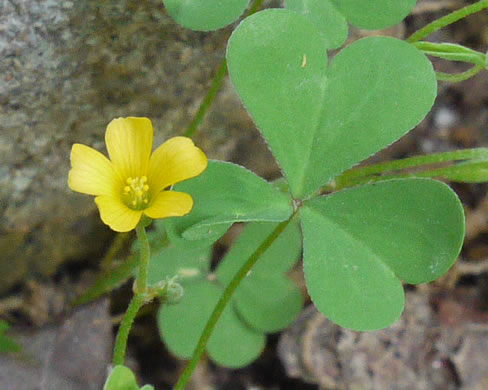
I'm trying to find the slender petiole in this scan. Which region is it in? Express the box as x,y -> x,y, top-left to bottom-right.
407,0 -> 488,43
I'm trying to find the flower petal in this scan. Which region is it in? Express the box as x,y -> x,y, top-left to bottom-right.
95,196 -> 142,232
143,191 -> 193,219
105,117 -> 153,180
68,143 -> 120,197
148,136 -> 208,192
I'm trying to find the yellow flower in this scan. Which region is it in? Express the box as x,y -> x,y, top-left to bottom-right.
68,117 -> 208,232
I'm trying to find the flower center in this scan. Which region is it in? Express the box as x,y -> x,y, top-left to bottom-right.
122,176 -> 151,210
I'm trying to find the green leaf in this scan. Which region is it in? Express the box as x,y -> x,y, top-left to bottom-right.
163,0 -> 249,31
0,336 -> 21,354
233,274 -> 303,333
227,9 -> 327,199
227,9 -> 436,199
0,320 -> 21,354
165,161 -> 293,246
145,244 -> 212,287
0,320 -> 8,333
330,0 -> 416,30
158,280 -> 265,368
158,280 -> 216,360
301,179 -> 465,330
216,220 -> 302,286
286,0 -> 348,49
103,365 -> 139,390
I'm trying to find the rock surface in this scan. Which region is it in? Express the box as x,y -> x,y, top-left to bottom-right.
0,299 -> 111,390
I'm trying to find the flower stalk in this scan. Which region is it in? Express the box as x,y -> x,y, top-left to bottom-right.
112,223 -> 151,366
135,224 -> 150,293
112,293 -> 145,366
68,117 -> 208,367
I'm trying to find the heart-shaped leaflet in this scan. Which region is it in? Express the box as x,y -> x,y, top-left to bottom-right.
227,9 -> 437,199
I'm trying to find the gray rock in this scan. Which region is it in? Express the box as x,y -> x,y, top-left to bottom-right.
0,299 -> 112,390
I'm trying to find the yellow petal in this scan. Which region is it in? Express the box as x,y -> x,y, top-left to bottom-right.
105,117 -> 153,179
143,191 -> 193,219
68,143 -> 120,197
95,196 -> 142,232
148,136 -> 208,192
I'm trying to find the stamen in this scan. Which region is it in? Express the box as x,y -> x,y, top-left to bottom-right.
122,176 -> 151,210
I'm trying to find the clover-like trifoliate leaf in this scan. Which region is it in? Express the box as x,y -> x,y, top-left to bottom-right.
163,0 -> 249,31
227,9 -> 436,199
165,161 -> 293,247
158,280 -> 265,368
301,179 -> 465,331
286,0 -> 348,49
330,0 -> 417,30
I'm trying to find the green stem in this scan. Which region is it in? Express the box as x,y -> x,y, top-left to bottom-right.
183,0 -> 265,138
135,224 -> 150,293
112,294 -> 145,366
332,162 -> 487,187
184,59 -> 228,138
410,41 -> 486,83
173,213 -> 295,390
334,148 -> 488,190
435,64 -> 485,82
407,0 -> 488,43
412,42 -> 486,66
112,225 -> 151,366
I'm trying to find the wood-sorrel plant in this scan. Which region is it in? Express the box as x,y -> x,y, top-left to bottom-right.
66,1 -> 488,389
